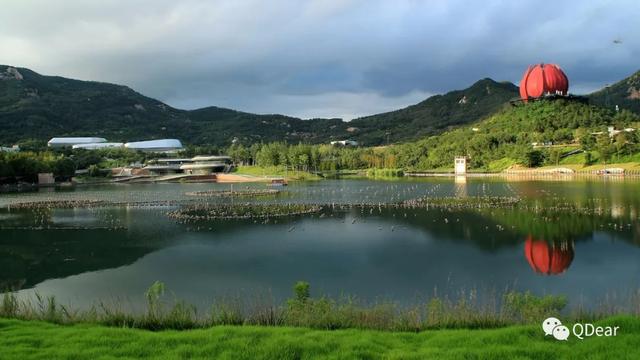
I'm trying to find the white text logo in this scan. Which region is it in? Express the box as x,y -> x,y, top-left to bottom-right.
542,317 -> 620,341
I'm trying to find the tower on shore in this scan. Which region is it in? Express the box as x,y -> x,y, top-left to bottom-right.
454,156 -> 467,175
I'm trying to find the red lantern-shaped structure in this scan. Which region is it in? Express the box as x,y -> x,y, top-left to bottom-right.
519,63 -> 569,101
524,236 -> 574,275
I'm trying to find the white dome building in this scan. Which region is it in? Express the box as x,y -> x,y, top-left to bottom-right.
47,137 -> 107,148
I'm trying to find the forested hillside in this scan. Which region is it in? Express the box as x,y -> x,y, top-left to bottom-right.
389,99 -> 640,170
348,79 -> 519,144
0,65 -> 517,147
221,99 -> 640,172
588,70 -> 640,115
2,65 -> 639,152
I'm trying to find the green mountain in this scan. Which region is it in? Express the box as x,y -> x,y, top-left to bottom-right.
0,65 -> 520,147
393,98 -> 639,171
186,106 -> 345,145
348,79 -> 519,144
0,65 -> 347,147
0,66 -> 189,144
10,65 -> 638,150
588,70 -> 640,114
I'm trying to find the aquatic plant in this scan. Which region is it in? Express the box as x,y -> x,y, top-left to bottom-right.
2,282 -> 638,332
402,196 -> 521,210
7,199 -> 110,209
185,189 -> 280,197
502,291 -> 568,323
166,203 -> 321,221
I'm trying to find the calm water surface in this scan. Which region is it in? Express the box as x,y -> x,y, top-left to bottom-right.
1,178 -> 639,311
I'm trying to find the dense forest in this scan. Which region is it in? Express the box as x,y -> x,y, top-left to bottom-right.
225,99 -> 640,171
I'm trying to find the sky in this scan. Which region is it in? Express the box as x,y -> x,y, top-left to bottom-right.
1,0 -> 638,120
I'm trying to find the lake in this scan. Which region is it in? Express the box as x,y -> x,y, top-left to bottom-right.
1,177 -> 639,312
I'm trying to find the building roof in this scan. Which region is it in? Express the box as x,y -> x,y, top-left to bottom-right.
124,139 -> 183,150
153,158 -> 194,163
192,155 -> 232,162
180,163 -> 227,170
48,137 -> 107,146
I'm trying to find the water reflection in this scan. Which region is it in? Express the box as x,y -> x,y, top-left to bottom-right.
1,179 -> 640,310
524,236 -> 574,276
454,176 -> 467,197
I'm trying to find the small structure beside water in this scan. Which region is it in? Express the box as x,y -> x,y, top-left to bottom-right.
454,157 -> 467,175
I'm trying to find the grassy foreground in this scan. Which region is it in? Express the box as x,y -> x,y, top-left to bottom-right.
1,316 -> 639,359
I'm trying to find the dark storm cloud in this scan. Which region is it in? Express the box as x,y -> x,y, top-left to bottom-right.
0,0 -> 638,120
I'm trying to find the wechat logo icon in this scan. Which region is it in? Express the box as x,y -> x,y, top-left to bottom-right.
542,317 -> 569,341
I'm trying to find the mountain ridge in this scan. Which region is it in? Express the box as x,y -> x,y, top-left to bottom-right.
588,70 -> 640,114
2,64 -> 638,147
348,78 -> 519,144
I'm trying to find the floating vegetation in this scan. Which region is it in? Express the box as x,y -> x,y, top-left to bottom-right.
184,189 -> 280,197
402,196 -> 522,210
7,200 -> 111,209
0,225 -> 126,230
4,194 -> 631,223
113,200 -> 192,208
5,199 -> 196,210
167,203 -> 321,221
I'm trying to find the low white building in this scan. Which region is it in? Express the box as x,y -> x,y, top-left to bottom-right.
72,142 -> 124,150
0,145 -> 20,152
607,126 -> 635,137
48,137 -> 107,148
191,155 -> 232,162
591,127 -> 636,138
180,156 -> 232,175
144,155 -> 232,175
124,139 -> 183,152
330,140 -> 358,146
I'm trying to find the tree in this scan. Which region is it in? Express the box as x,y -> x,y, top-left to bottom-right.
548,149 -> 561,166
583,152 -> 592,166
524,150 -> 545,168
612,109 -> 639,128
596,135 -> 615,164
614,132 -> 631,155
53,158 -> 76,179
580,133 -> 597,151
87,164 -> 102,177
227,144 -> 250,165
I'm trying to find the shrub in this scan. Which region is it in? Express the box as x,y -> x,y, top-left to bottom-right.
87,164 -> 102,177
502,291 -> 567,323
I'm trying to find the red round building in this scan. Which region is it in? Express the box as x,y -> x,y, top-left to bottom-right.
519,63 -> 569,101
524,236 -> 574,275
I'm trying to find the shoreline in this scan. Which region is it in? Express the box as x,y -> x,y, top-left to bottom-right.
405,172 -> 638,178
4,167 -> 640,193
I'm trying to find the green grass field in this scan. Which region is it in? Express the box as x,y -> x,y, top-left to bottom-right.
1,316 -> 638,359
